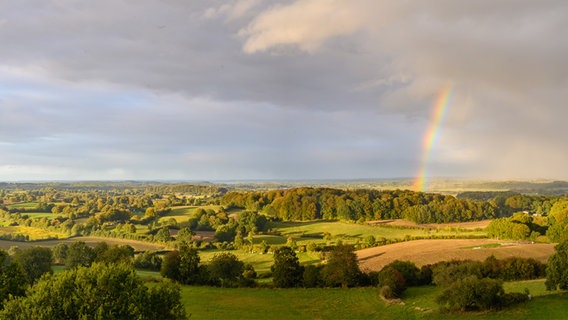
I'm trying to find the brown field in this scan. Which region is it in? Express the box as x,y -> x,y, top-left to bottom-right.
0,236 -> 166,252
357,239 -> 556,272
368,219 -> 491,230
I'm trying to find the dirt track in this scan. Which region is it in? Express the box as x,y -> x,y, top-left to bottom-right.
357,239 -> 555,272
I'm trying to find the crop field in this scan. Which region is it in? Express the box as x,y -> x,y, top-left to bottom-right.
0,226 -> 68,240
374,219 -> 492,230
179,283 -> 568,320
357,239 -> 556,272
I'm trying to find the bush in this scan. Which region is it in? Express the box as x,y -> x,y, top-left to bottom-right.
377,267 -> 405,298
303,265 -> 324,288
436,276 -> 504,311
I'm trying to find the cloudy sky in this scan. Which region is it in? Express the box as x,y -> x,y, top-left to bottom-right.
0,0 -> 567,182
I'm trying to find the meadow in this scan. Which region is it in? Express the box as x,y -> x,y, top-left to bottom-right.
178,279 -> 567,320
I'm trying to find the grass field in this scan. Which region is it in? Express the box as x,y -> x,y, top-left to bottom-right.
5,202 -> 39,209
269,220 -> 486,247
0,236 -> 166,251
198,249 -> 321,274
178,283 -> 568,320
158,205 -> 224,223
21,212 -> 59,219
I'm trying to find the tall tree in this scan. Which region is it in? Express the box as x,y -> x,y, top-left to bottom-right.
322,245 -> 361,288
14,246 -> 53,284
0,250 -> 28,308
66,241 -> 97,269
272,246 -> 303,288
546,240 -> 568,290
207,253 -> 245,287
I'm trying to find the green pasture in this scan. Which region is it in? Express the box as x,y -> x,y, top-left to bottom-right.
21,212 -> 59,219
179,281 -> 568,320
198,249 -> 321,274
268,221 -> 487,246
5,202 -> 39,209
158,205 -> 224,224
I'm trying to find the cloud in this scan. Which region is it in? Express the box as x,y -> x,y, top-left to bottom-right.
0,0 -> 566,180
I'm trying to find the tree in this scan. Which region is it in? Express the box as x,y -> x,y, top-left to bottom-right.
436,276 -> 504,311
383,260 -> 421,286
546,240 -> 568,290
321,245 -> 361,287
161,243 -> 201,285
51,243 -> 68,265
177,227 -> 195,243
95,244 -> 134,265
378,267 -> 405,299
0,250 -> 28,308
303,265 -> 324,288
272,246 -> 304,288
66,241 -> 96,269
14,246 -> 53,284
134,251 -> 162,271
0,263 -> 187,320
207,252 -> 246,287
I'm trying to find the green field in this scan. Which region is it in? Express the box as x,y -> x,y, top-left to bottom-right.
158,205 -> 224,223
5,202 -> 39,209
268,221 -> 486,246
21,212 -> 59,219
199,249 -> 322,274
178,283 -> 568,320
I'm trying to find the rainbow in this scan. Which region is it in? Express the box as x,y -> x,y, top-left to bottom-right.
414,85 -> 453,192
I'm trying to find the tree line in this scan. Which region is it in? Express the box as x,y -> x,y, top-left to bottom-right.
222,187 -> 565,223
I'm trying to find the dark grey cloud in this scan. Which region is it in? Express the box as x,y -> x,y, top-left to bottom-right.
0,0 -> 566,181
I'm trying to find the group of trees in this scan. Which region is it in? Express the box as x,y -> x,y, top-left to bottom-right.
160,243 -> 256,287
222,188 -> 566,224
0,263 -> 186,320
0,243 -> 187,319
272,245 -> 371,289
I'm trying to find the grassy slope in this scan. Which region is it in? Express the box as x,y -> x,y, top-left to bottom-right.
179,280 -> 568,320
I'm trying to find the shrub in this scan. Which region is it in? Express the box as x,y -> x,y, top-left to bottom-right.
436,276 -> 504,311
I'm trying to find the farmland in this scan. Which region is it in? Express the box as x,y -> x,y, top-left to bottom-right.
179,280 -> 568,320
357,239 -> 556,271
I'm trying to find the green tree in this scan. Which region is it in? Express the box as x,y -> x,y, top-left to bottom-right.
134,251 -> 162,271
321,245 -> 361,287
0,263 -> 187,320
0,250 -> 28,308
272,246 -> 303,288
378,266 -> 405,298
161,243 -> 201,285
546,240 -> 568,290
436,276 -> 504,311
66,241 -> 96,269
14,246 -> 53,284
51,243 -> 68,265
207,252 -> 246,287
383,260 -> 420,286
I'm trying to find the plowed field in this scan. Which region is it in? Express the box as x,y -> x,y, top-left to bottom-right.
357,239 -> 555,272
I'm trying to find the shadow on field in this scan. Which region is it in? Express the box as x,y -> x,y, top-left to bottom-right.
358,252 -> 384,261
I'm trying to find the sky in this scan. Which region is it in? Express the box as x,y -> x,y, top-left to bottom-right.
0,0 -> 567,182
